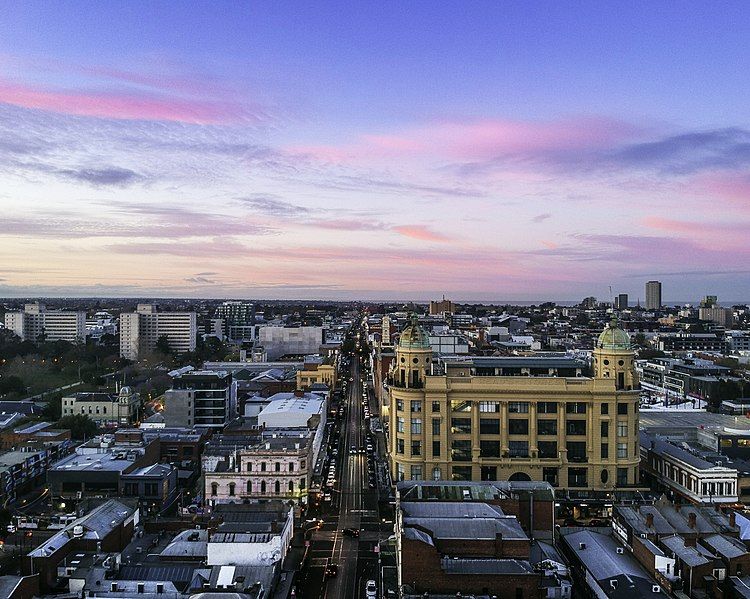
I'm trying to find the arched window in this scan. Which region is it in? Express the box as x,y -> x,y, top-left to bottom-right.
260,480 -> 266,494
246,480 -> 252,493
432,467 -> 441,481
261,462 -> 267,472
211,482 -> 218,496
246,462 -> 252,472
228,483 -> 236,496
288,480 -> 294,492
274,480 -> 280,494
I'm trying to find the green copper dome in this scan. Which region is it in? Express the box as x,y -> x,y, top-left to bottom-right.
597,318 -> 631,350
399,313 -> 432,350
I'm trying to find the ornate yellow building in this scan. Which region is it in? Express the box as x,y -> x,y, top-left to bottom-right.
387,316 -> 640,492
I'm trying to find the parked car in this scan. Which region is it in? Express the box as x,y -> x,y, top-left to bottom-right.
365,579 -> 377,598
343,527 -> 360,537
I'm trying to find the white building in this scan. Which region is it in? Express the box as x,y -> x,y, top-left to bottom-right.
4,303 -> 86,343
119,304 -> 196,360
258,326 -> 323,359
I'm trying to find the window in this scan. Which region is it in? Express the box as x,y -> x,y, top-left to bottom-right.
617,422 -> 628,437
261,462 -> 267,472
289,462 -> 294,472
410,400 -> 422,413
246,463 -> 252,472
432,440 -> 441,457
567,441 -> 587,462
601,403 -> 609,415
397,439 -> 404,454
396,399 -> 404,412
228,482 -> 236,496
538,402 -> 557,414
211,482 -> 218,496
479,401 -> 500,413
246,480 -> 252,493
543,467 -> 558,486
397,417 -> 404,433
509,441 -> 529,457
301,460 -> 306,470
480,418 -> 500,435
568,467 -> 588,487
432,419 -> 441,436
451,439 -> 472,461
480,440 -> 501,457
432,467 -> 441,480
300,478 -> 306,489
617,443 -> 628,458
411,418 -> 422,434
601,421 -> 609,438
274,480 -> 280,494
275,462 -> 281,472
432,401 -> 440,412
451,418 -> 471,434
509,419 -> 529,435
411,465 -> 423,480
617,467 -> 628,486
566,420 -> 586,436
601,443 -> 609,459
566,402 -> 586,414
538,441 -> 557,458
261,480 -> 267,494
509,402 -> 529,413
397,464 -> 405,481
481,465 -> 497,480
617,402 -> 628,415
411,440 -> 422,456
537,419 -> 557,436
289,480 -> 294,492
452,466 -> 472,481
451,400 -> 472,412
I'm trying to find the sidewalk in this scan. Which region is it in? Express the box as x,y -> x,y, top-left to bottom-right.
272,531 -> 306,599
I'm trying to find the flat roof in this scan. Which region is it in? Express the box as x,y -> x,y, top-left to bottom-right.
640,411 -> 750,433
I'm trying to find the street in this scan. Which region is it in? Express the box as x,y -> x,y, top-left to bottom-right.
296,349 -> 388,599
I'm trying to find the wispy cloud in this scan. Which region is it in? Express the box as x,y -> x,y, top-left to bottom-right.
392,225 -> 452,242
532,213 -> 551,223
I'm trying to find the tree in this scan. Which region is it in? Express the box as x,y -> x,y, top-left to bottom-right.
0,375 -> 26,396
57,414 -> 98,440
43,395 -> 63,421
155,335 -> 172,355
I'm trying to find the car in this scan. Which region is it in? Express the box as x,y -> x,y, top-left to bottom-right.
350,444 -> 357,452
324,562 -> 339,578
365,579 -> 377,598
342,527 -> 360,537
323,492 -> 332,502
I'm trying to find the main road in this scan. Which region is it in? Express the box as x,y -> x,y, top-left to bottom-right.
298,346 -> 386,599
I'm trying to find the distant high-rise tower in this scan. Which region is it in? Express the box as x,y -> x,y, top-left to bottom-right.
615,294 -> 629,310
645,281 -> 662,311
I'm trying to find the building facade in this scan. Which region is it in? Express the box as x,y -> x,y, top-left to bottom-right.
4,303 -> 85,343
212,301 -> 256,341
387,316 -> 641,492
258,326 -> 324,359
646,281 -> 662,311
163,369 -> 236,429
119,304 -> 197,360
61,387 -> 140,426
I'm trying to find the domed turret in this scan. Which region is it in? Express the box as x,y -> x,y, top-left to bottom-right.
593,318 -> 637,390
597,318 -> 631,350
399,314 -> 431,350
392,314 -> 432,389
119,386 -> 132,396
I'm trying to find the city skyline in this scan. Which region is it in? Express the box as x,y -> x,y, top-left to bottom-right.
2,2 -> 750,300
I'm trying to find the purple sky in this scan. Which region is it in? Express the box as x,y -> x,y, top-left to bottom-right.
1,2 -> 749,302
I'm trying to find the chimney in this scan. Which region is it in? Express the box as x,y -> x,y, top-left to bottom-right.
730,512 -> 737,528
688,512 -> 697,529
646,513 -> 654,528
494,532 -> 503,557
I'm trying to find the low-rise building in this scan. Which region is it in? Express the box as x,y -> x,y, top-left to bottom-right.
0,421 -> 71,450
61,387 -> 140,426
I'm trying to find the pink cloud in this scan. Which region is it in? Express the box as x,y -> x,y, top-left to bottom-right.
287,116 -> 639,164
392,225 -> 452,242
690,173 -> 750,206
0,78 -> 250,124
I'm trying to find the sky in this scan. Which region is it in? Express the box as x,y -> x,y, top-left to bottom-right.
1,1 -> 749,303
